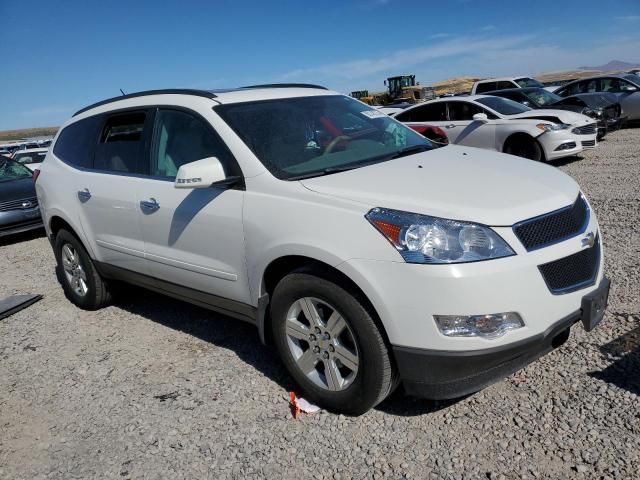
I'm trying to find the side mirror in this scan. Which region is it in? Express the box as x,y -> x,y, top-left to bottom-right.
622,85 -> 638,92
522,101 -> 531,107
174,157 -> 227,189
473,113 -> 489,123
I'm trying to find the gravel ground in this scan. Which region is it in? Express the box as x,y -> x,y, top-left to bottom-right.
1,129 -> 639,480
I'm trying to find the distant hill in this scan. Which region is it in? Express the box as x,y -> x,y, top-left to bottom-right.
0,127 -> 58,143
578,60 -> 639,71
432,76 -> 481,96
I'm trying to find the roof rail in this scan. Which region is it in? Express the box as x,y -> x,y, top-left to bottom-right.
240,83 -> 328,90
73,89 -> 217,116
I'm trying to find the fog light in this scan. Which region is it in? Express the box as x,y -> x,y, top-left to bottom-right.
434,312 -> 524,339
554,142 -> 576,151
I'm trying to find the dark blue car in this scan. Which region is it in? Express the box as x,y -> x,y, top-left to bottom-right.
0,155 -> 43,238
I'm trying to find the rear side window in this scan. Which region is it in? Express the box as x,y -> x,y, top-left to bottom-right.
13,151 -> 46,164
395,103 -> 447,122
475,82 -> 496,93
94,112 -> 146,173
53,116 -> 101,168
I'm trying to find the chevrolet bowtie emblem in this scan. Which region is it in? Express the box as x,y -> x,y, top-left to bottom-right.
581,232 -> 596,248
21,201 -> 32,209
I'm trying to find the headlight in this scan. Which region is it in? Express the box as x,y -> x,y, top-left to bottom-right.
536,123 -> 571,131
365,208 -> 514,264
582,108 -> 602,119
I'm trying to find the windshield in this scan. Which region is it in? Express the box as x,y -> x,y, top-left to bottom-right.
476,96 -> 532,115
623,74 -> 640,85
215,95 -> 433,180
515,77 -> 544,88
524,89 -> 562,106
0,157 -> 33,182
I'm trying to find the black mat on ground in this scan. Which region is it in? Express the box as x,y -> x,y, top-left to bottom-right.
0,294 -> 42,320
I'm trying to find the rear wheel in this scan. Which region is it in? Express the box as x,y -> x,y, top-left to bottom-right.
504,136 -> 543,161
54,229 -> 112,310
271,271 -> 395,415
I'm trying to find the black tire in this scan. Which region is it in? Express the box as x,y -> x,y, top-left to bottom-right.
53,229 -> 112,310
271,270 -> 395,415
504,135 -> 543,161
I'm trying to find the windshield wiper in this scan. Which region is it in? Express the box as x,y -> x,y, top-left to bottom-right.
387,144 -> 431,160
287,146 -> 432,181
287,164 -> 364,181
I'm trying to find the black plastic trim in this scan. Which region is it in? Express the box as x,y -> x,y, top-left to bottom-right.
73,89 -> 218,117
538,235 -> 600,295
240,83 -> 328,90
393,309 -> 585,400
512,194 -> 589,252
0,220 -> 43,237
95,261 -> 257,324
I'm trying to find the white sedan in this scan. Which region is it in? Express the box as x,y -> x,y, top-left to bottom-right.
393,95 -> 597,161
11,148 -> 48,171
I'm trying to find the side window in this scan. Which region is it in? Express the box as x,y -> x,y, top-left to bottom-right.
150,109 -> 234,179
499,92 -> 522,103
475,82 -> 496,93
447,101 -> 483,121
565,82 -> 584,96
495,81 -> 515,90
52,116 -> 102,169
396,103 -> 447,122
94,112 -> 146,174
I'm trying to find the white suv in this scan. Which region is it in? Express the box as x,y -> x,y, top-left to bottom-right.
36,85 -> 610,415
471,77 -> 544,94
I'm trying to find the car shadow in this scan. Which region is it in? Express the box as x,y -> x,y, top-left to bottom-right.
112,286 -> 296,392
111,285 -> 463,416
375,388 -> 463,416
0,227 -> 45,247
550,155 -> 584,167
588,326 -> 640,396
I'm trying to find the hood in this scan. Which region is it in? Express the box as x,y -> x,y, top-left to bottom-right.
300,146 -> 579,226
509,109 -> 592,126
0,177 -> 36,204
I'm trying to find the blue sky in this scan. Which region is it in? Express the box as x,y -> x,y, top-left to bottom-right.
1,0 -> 639,130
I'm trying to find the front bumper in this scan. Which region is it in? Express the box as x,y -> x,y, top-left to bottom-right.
537,130 -> 586,160
394,276 -> 609,399
0,208 -> 43,238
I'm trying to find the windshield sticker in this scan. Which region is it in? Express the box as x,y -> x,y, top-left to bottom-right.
361,109 -> 387,119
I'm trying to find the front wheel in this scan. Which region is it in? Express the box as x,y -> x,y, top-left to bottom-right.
271,271 -> 396,415
504,136 -> 543,161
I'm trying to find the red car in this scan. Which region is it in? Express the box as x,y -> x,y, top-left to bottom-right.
407,124 -> 449,146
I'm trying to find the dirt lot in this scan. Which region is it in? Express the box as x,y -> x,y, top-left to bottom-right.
1,129 -> 639,479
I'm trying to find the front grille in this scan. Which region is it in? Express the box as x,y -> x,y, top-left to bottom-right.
0,196 -> 39,212
538,236 -> 600,294
582,140 -> 596,148
513,195 -> 589,251
572,123 -> 597,135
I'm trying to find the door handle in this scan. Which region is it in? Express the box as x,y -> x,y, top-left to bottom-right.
445,124 -> 456,129
77,188 -> 91,202
140,198 -> 160,213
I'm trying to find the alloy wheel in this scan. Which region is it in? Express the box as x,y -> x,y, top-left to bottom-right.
285,297 -> 359,391
61,243 -> 88,297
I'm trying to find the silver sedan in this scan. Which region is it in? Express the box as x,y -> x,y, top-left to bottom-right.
554,74 -> 640,121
